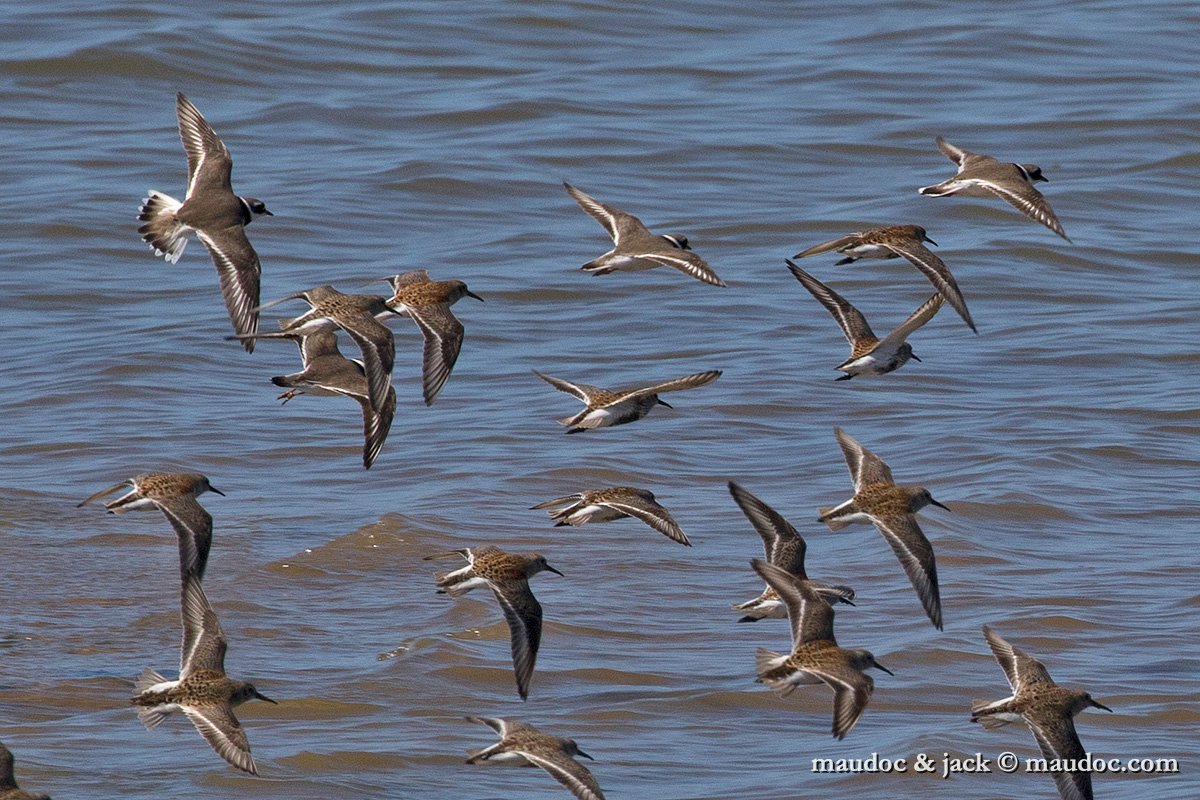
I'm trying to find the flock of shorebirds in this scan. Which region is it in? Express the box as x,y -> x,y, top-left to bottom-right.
0,93 -> 1113,800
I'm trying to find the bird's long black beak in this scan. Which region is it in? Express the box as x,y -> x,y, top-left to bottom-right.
546,564 -> 565,577
576,748 -> 594,761
874,661 -> 894,676
254,690 -> 278,705
924,235 -> 938,247
466,290 -> 484,302
930,498 -> 951,511
209,486 -> 226,497
910,353 -> 922,363
656,398 -> 673,409
1091,699 -> 1113,712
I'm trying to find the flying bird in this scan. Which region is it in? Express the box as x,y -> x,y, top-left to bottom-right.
919,135 -> 1070,241
137,93 -> 273,350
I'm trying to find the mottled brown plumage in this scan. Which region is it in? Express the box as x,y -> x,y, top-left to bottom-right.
818,428 -> 948,630
131,575 -> 276,775
533,369 -> 721,432
752,560 -> 891,740
425,546 -> 562,700
532,486 -> 691,545
794,224 -> 975,332
972,626 -> 1111,800
728,482 -> 855,621
465,716 -> 605,800
77,472 -> 222,581
382,269 -> 483,405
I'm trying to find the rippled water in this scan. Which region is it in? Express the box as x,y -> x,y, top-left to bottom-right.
1,2 -> 1196,798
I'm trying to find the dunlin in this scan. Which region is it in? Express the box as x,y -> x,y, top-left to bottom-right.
793,224 -> 975,333
727,482 -> 854,622
533,369 -> 721,433
425,546 -> 563,700
228,285 -> 394,413
0,741 -> 49,800
132,574 -> 276,775
137,93 -> 273,351
751,560 -> 891,740
818,428 -> 948,630
919,135 -> 1070,241
532,486 -> 691,546
380,269 -> 483,405
78,472 -> 223,581
972,626 -> 1112,800
270,327 -> 396,469
465,716 -> 605,800
786,260 -> 944,380
563,182 -> 726,287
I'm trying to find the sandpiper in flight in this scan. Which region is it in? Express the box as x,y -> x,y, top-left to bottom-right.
793,224 -> 975,333
138,93 -> 273,351
132,574 -> 276,775
465,716 -> 606,800
786,260 -> 944,380
563,182 -> 726,287
270,327 -> 396,469
0,741 -> 50,800
78,472 -> 223,581
818,428 -> 949,630
533,369 -> 721,433
751,560 -> 892,740
380,269 -> 483,405
532,486 -> 691,546
425,546 -> 563,701
728,482 -> 855,622
972,625 -> 1112,800
228,285 -> 395,413
919,135 -> 1070,241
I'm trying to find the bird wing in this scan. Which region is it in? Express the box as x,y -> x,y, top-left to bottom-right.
934,135 -> 970,168
833,427 -> 894,489
533,371 -> 613,405
520,749 -> 607,800
728,482 -> 807,575
176,92 -> 233,196
358,386 -> 396,469
977,178 -> 1071,241
793,233 -> 862,259
386,269 -> 431,293
870,513 -> 943,630
335,311 -> 395,413
181,704 -> 258,775
599,497 -> 690,546
564,182 -> 641,245
619,370 -> 722,403
179,575 -> 228,675
875,293 -> 944,352
1024,710 -> 1093,800
155,496 -> 213,581
982,626 -> 1055,693
880,239 -> 976,333
811,664 -> 874,740
195,226 -> 262,350
786,260 -> 876,346
752,560 -> 835,645
406,303 -> 465,405
638,249 -> 726,287
490,579 -> 543,701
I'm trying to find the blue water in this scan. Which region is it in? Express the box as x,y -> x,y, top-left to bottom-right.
1,2 -> 1196,798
